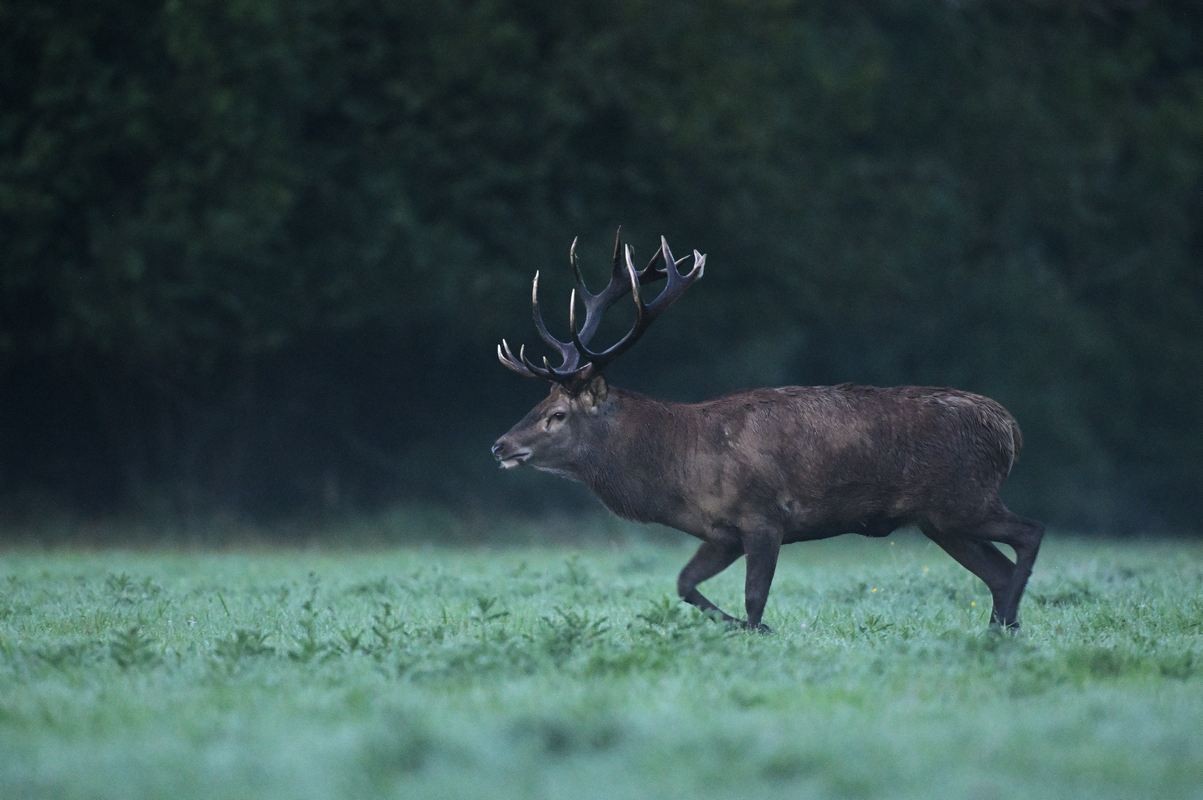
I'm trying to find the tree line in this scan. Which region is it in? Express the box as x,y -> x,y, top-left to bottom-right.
2,0 -> 1200,534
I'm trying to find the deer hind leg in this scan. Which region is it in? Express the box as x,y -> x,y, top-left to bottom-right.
677,540 -> 743,625
921,523 -> 1015,627
972,510 -> 1045,629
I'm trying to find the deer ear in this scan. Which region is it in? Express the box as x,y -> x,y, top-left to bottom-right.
581,374 -> 609,410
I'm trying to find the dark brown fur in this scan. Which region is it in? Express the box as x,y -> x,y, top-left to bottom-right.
493,377 -> 1044,631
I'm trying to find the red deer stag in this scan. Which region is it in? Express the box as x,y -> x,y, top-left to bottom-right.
492,231 -> 1044,632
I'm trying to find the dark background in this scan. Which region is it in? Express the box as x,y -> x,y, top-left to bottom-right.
2,0 -> 1201,537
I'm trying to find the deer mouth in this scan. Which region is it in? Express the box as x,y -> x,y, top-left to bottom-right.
498,450 -> 532,470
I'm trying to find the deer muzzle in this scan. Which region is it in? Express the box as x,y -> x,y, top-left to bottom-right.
491,439 -> 531,470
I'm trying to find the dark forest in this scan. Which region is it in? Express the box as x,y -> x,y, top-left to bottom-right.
2,1 -> 1201,536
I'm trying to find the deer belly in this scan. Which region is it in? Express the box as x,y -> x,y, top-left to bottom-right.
780,515 -> 905,543
776,486 -> 909,541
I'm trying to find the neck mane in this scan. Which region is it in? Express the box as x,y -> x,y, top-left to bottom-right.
575,388 -> 691,524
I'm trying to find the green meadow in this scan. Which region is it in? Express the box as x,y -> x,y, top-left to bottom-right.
1,528 -> 1200,800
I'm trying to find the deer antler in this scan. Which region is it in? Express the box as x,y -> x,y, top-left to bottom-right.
497,228 -> 704,387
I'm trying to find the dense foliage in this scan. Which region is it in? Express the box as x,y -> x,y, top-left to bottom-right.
2,1 -> 1201,532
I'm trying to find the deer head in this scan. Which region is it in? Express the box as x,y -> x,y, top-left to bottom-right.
491,230 -> 705,472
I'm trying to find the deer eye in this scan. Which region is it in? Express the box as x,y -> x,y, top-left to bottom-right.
550,411 -> 566,422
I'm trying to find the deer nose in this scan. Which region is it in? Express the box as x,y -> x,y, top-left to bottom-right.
491,439 -> 506,458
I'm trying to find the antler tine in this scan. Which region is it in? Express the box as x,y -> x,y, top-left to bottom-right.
496,342 -> 517,372
498,339 -> 539,379
529,270 -> 581,374
529,272 -> 559,351
609,226 -> 624,284
518,343 -> 539,373
612,227 -> 664,285
569,236 -> 593,299
568,288 -> 579,346
644,237 -> 702,312
650,238 -> 675,308
623,243 -> 644,311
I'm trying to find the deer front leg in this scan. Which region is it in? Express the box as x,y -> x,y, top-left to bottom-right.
677,540 -> 743,624
742,529 -> 781,633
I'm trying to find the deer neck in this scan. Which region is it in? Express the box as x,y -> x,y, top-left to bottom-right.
576,389 -> 690,525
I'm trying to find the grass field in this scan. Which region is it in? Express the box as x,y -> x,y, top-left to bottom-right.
1,526 -> 1201,799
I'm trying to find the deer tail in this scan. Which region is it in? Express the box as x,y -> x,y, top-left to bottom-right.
1007,416 -> 1024,475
